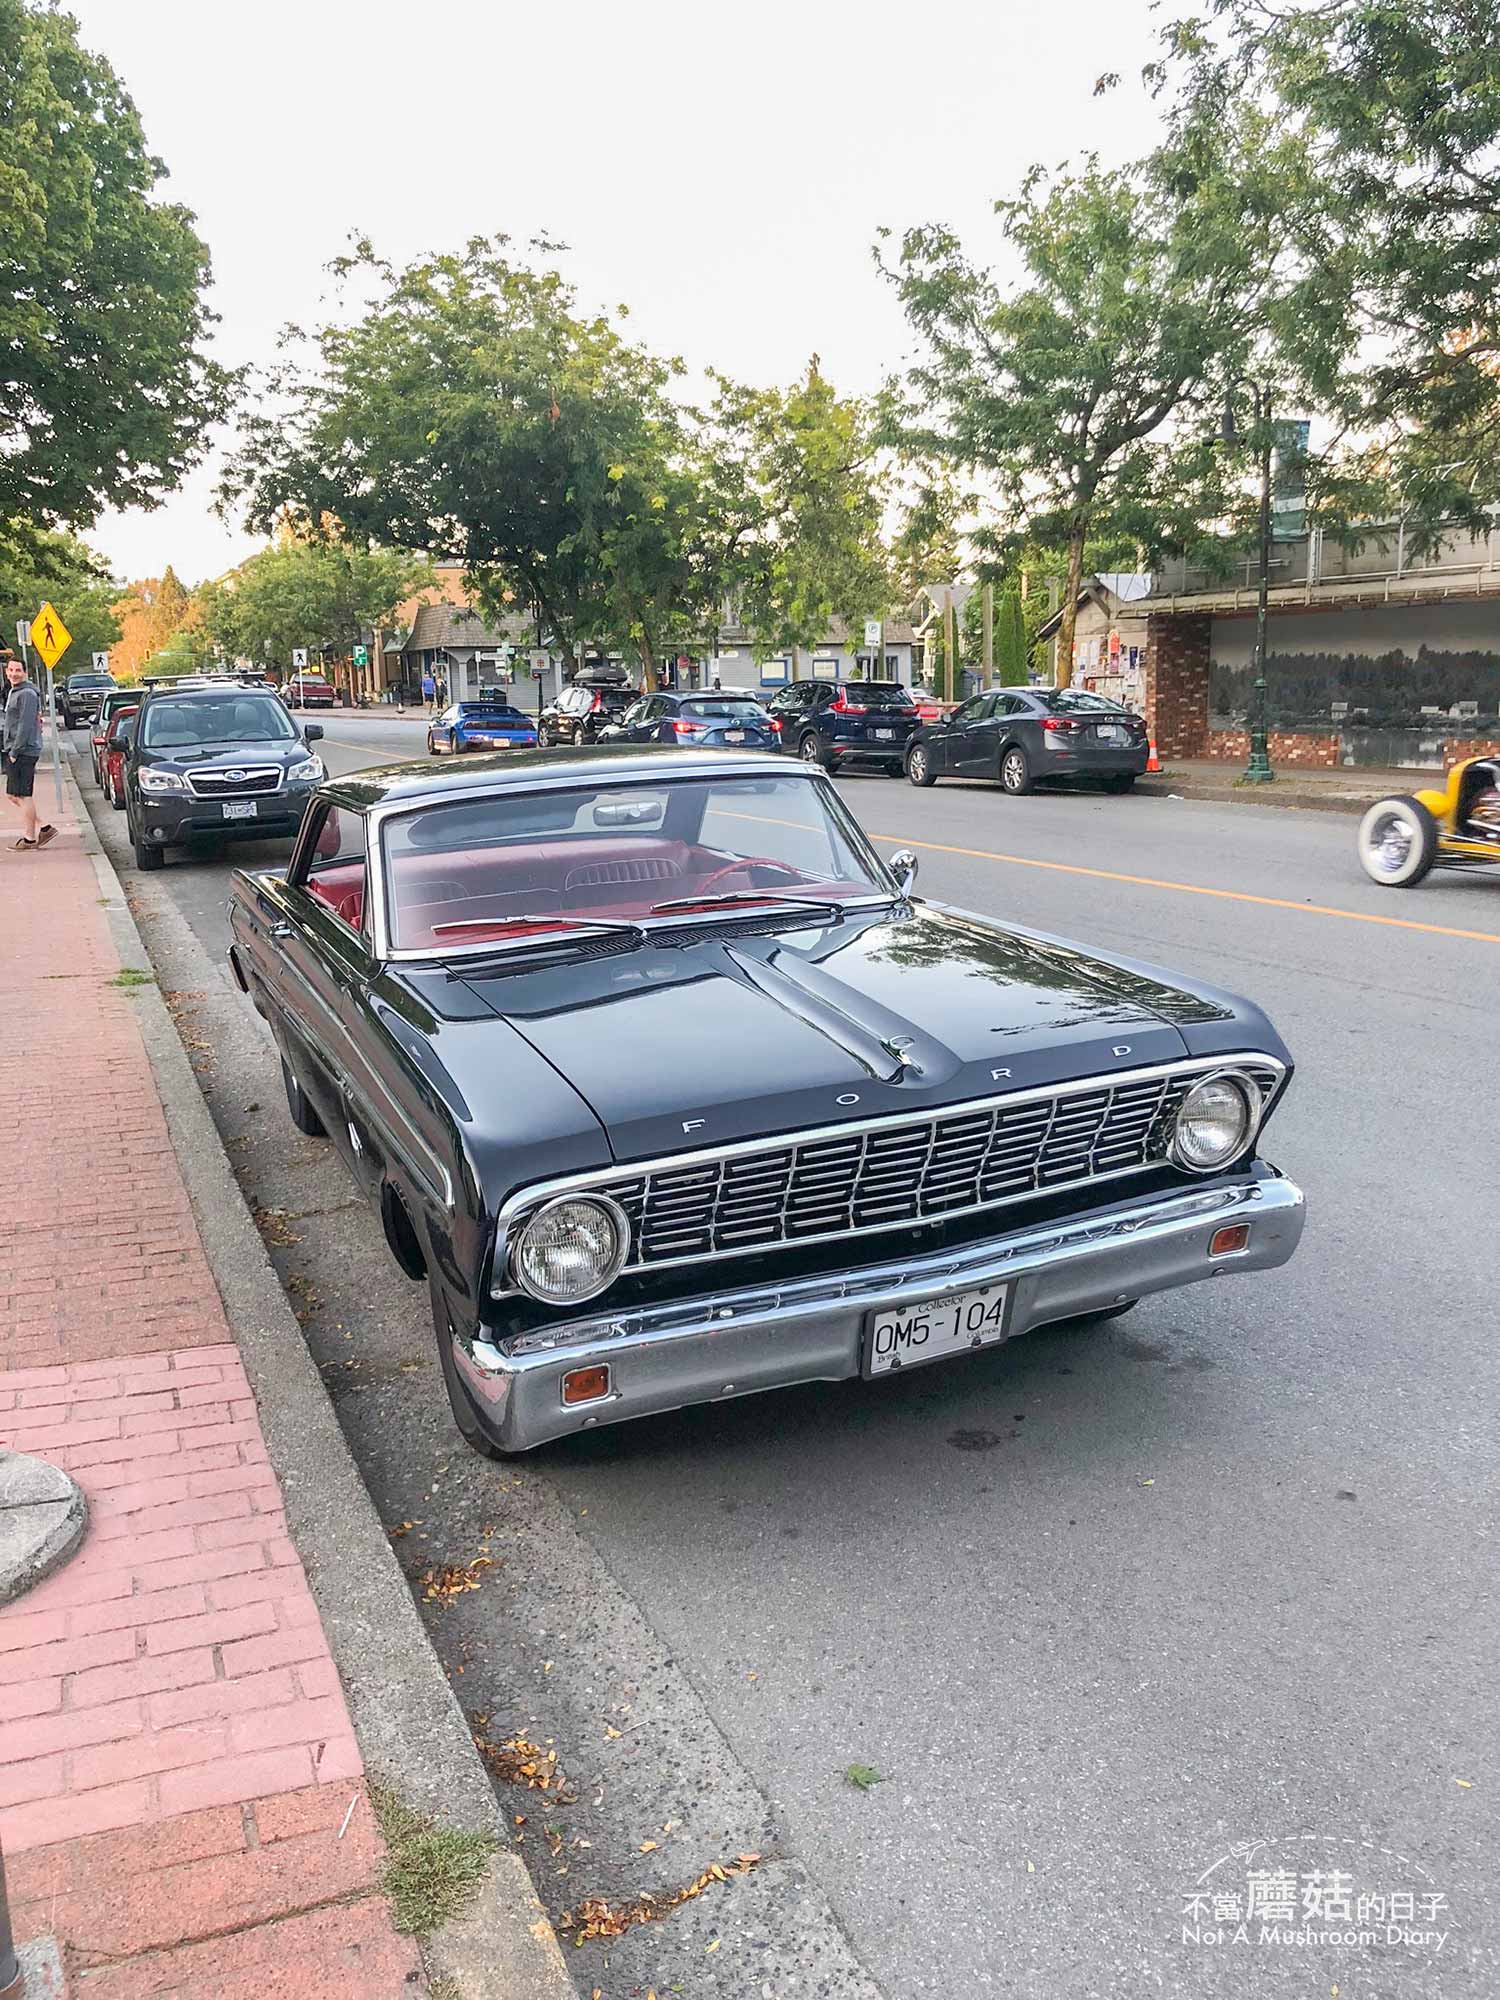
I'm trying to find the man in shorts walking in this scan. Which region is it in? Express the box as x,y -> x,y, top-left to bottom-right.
3,653 -> 55,849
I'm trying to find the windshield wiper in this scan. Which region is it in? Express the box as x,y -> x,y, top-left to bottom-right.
648,891 -> 845,921
433,914 -> 647,964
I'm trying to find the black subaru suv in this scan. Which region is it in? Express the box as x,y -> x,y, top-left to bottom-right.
123,685 -> 325,872
60,671 -> 118,729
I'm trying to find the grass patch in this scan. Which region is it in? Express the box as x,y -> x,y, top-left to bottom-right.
106,967 -> 153,988
371,1782 -> 495,1938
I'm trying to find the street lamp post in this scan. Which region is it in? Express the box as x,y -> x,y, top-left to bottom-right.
1223,379 -> 1276,784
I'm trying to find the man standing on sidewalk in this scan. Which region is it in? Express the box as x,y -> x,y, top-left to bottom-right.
2,654 -> 55,850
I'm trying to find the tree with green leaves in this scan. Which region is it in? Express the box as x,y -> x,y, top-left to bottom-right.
195,536 -> 433,676
0,528 -> 120,674
882,148 -> 1268,683
0,1 -> 227,567
1150,0 -> 1500,533
222,238 -> 678,680
995,587 -> 1028,685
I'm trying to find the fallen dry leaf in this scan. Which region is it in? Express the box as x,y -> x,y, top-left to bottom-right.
557,1851 -> 765,1947
639,1839 -> 658,1853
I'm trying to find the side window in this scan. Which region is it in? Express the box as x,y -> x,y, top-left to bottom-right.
997,694 -> 1029,717
810,685 -> 834,709
951,695 -> 989,726
293,804 -> 369,937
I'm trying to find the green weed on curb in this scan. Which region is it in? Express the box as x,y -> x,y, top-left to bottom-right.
106,967 -> 154,988
371,1781 -> 496,1937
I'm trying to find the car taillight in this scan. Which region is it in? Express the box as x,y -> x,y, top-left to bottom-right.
672,718 -> 706,736
1043,716 -> 1077,734
770,718 -> 782,733
831,695 -> 866,714
589,692 -> 603,711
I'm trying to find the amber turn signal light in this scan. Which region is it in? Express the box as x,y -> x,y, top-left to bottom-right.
1209,1224 -> 1251,1257
561,1364 -> 611,1406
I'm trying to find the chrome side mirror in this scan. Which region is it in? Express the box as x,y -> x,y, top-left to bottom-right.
889,848 -> 919,894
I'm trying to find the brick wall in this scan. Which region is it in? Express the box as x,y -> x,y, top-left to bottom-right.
1144,614 -> 1211,760
1207,730 -> 1341,767
1447,737 -> 1500,769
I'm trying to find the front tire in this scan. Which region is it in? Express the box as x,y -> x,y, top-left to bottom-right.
906,744 -> 937,787
432,1282 -> 514,1459
426,731 -> 437,755
1000,744 -> 1034,795
133,824 -> 164,871
1358,795 -> 1438,887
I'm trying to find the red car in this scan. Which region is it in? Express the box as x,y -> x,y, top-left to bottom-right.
100,706 -> 139,809
284,674 -> 336,708
89,687 -> 142,783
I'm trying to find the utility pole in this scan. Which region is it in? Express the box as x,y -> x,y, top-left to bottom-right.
1222,381 -> 1276,784
982,583 -> 994,688
944,598 -> 958,703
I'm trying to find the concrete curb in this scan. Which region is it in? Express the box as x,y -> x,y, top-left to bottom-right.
62,758 -> 576,2000
0,1452 -> 86,1608
1137,777 -> 1374,815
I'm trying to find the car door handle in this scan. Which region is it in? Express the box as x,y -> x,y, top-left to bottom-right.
269,922 -> 293,939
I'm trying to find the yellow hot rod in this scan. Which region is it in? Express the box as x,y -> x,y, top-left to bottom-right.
1358,755 -> 1500,888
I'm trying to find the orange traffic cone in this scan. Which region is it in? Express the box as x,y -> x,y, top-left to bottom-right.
1146,738 -> 1160,773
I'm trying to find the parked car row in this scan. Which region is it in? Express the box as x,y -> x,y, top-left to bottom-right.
524,676 -> 1152,796
82,680 -> 326,870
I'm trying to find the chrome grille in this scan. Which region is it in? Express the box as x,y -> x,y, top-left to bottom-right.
186,766 -> 283,798
499,1057 -> 1286,1286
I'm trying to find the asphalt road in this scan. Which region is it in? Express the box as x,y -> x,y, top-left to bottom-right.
82,712 -> 1498,1999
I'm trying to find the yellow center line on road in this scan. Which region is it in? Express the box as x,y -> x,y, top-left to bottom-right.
859,829 -> 1500,946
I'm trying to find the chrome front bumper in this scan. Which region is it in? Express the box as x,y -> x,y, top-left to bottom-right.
452,1170 -> 1305,1451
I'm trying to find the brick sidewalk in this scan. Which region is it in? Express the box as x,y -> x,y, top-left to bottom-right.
0,806 -> 426,1991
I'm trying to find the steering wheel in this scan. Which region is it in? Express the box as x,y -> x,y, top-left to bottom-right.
691,856 -> 810,894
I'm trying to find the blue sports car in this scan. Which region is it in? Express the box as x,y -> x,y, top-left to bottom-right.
428,701 -> 538,755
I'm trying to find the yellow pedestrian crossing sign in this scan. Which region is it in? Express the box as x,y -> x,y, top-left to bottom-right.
31,603 -> 73,671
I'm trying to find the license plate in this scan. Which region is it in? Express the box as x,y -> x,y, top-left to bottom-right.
864,1283 -> 1010,1377
724,730 -> 745,743
221,800 -> 258,820
1097,725 -> 1128,745
873,727 -> 896,739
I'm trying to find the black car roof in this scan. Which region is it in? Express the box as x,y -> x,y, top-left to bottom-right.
319,744 -> 794,812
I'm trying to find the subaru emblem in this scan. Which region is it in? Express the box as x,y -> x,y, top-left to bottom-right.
223,768 -> 246,782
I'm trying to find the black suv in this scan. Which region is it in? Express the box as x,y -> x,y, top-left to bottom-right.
60,672 -> 117,729
539,678 -> 638,747
123,685 -> 325,872
765,679 -> 919,775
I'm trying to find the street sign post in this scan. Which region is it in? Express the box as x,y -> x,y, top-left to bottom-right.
352,645 -> 369,667
29,603 -> 71,818
291,648 -> 308,669
92,652 -> 109,672
14,622 -> 29,654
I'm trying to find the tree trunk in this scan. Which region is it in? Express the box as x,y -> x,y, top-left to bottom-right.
636,627 -> 659,693
1055,517 -> 1087,689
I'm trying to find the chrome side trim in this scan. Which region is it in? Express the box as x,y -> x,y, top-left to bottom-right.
490,1053 -> 1286,1297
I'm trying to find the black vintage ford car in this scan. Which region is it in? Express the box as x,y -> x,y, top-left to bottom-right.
226,748 -> 1304,1454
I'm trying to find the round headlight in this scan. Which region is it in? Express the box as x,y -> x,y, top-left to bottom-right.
1171,1074 -> 1255,1172
512,1195 -> 628,1305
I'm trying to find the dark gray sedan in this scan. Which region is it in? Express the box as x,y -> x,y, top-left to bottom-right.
905,688 -> 1149,795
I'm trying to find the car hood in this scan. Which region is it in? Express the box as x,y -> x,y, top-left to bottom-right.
140,743 -> 308,769
453,902 -> 1244,1163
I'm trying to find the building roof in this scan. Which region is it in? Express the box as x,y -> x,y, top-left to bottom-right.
402,603 -> 531,653
1035,574 -> 1155,642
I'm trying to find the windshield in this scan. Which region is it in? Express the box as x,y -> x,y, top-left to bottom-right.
843,684 -> 914,708
68,674 -> 114,690
381,771 -> 890,953
1036,690 -> 1131,715
141,695 -> 298,749
462,705 -> 528,723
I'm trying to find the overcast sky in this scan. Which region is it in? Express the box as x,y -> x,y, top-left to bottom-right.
70,0 -> 1162,584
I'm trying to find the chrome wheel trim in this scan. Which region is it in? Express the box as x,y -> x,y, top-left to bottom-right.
1365,809 -> 1416,877
1002,750 -> 1026,791
909,748 -> 927,781
799,735 -> 821,761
